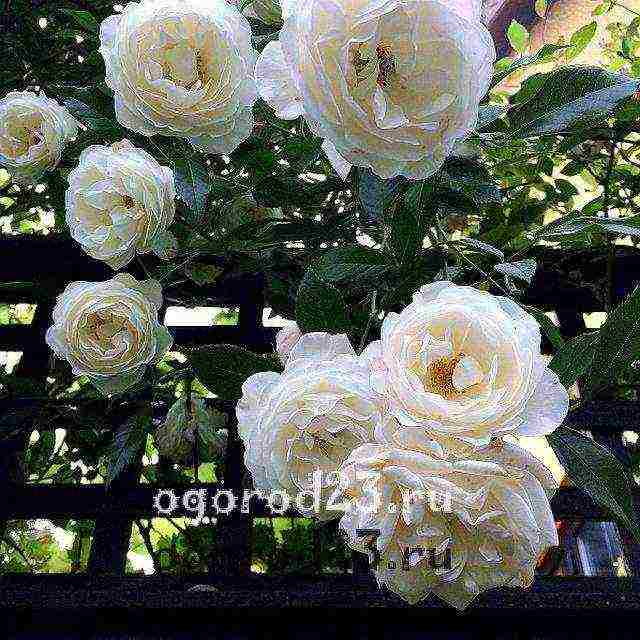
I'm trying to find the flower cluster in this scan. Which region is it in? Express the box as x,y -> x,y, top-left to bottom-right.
25,0 -> 260,390
2,0 -> 570,609
1,0 -> 495,190
237,282 -> 569,608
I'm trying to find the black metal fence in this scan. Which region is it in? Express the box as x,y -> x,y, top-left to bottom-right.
1,236 -> 640,635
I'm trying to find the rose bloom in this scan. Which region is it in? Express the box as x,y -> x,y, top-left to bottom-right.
0,90 -> 78,185
100,0 -> 258,153
338,439 -> 558,609
255,0 -> 495,179
66,139 -> 176,270
46,275 -> 173,395
362,282 -> 569,447
237,332 -> 383,517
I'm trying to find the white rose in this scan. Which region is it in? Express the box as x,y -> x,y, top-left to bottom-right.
0,90 -> 78,185
255,0 -> 495,179
66,139 -> 177,270
100,0 -> 258,153
338,439 -> 558,609
237,332 -> 382,518
46,274 -> 173,395
363,282 -> 569,447
156,397 -> 227,463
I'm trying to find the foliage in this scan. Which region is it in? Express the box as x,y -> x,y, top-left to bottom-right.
2,0 -> 640,574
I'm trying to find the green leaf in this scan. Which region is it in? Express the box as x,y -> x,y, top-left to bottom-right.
567,21 -> 597,60
184,263 -> 223,286
507,66 -> 639,138
438,158 -> 502,207
63,99 -> 121,135
106,411 -> 151,487
542,215 -> 640,241
548,332 -> 598,387
174,157 -> 210,218
26,431 -> 56,472
312,246 -> 388,283
253,176 -> 337,208
189,345 -> 282,400
296,275 -> 350,334
490,44 -> 569,89
593,2 -> 612,16
457,238 -> 505,261
387,195 -> 424,267
524,306 -> 565,352
594,215 -> 640,238
60,9 -> 99,33
548,426 -> 640,544
535,0 -> 547,17
507,20 -> 529,54
494,258 -> 537,284
358,169 -> 407,222
582,286 -> 640,397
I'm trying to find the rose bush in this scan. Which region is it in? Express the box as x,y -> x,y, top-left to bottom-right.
99,0 -> 258,153
66,139 -> 176,269
45,274 -> 172,395
255,0 -> 495,179
5,0 -> 640,608
0,90 -> 78,184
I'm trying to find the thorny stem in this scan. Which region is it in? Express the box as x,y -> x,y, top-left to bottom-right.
136,520 -> 162,574
603,142 -> 617,312
357,290 -> 377,354
434,214 -> 511,296
183,376 -> 199,481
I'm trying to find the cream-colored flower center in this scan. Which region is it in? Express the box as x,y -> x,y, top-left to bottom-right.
297,416 -> 363,469
85,310 -> 137,351
375,42 -> 396,88
162,44 -> 207,90
121,195 -> 135,209
425,355 -> 461,399
305,428 -> 346,460
421,353 -> 484,399
2,115 -> 44,158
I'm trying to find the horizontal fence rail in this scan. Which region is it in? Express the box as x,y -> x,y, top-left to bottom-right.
1,575 -> 639,611
2,485 -> 628,521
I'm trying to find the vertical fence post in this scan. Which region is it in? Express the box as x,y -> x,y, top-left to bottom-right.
207,278 -> 266,575
87,419 -> 146,575
208,415 -> 252,575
